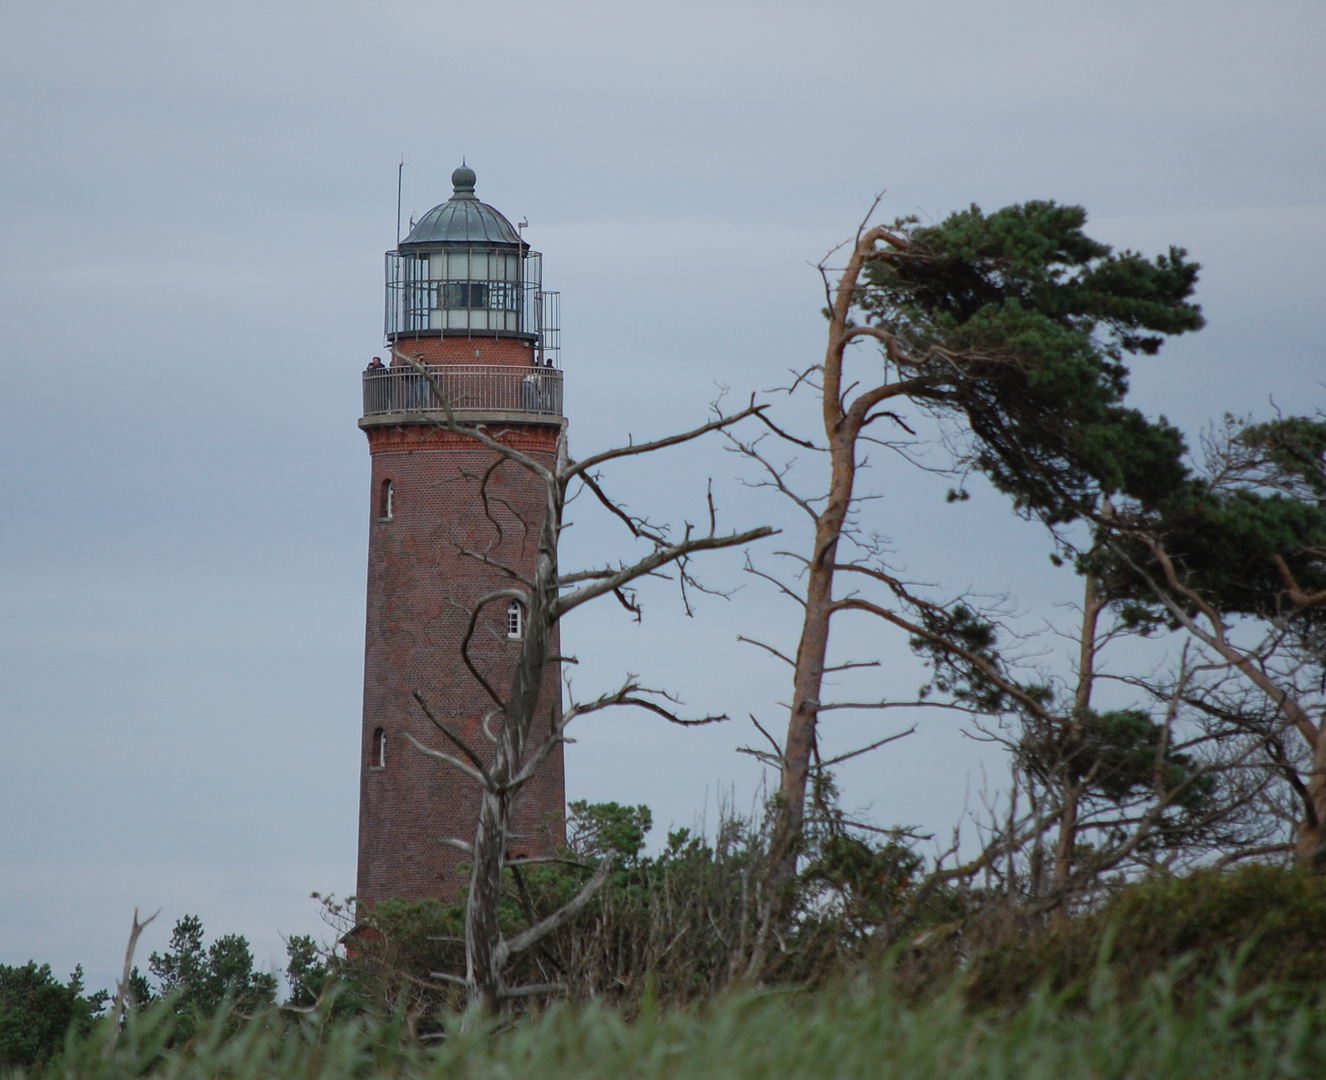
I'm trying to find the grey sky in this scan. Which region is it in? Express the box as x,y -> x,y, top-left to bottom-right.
1,0 -> 1322,992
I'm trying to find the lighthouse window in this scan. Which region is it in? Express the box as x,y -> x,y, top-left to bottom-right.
488,281 -> 519,310
507,600 -> 525,640
443,281 -> 489,309
379,479 -> 394,521
372,728 -> 386,769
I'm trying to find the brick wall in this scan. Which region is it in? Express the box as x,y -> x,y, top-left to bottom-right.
356,419 -> 566,903
384,333 -> 539,367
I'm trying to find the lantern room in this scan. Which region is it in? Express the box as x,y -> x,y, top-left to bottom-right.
385,165 -> 559,365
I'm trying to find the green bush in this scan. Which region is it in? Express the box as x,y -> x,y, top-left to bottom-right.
321,797 -> 959,1019
0,962 -> 104,1071
966,864 -> 1326,1007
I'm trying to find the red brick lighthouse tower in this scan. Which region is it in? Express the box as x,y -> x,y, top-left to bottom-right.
356,166 -> 565,904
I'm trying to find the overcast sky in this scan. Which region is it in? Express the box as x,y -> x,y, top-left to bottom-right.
1,0 -> 1322,993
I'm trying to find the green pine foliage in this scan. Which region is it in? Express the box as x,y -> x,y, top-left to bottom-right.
860,200 -> 1201,522
145,916 -> 278,1037
1240,415 -> 1326,503
1088,414 -> 1326,654
1019,707 -> 1215,812
0,963 -> 104,1071
1141,416 -> 1326,619
565,799 -> 653,861
282,936 -> 329,1010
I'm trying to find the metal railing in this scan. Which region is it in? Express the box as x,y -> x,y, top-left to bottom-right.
384,250 -> 560,365
362,365 -> 563,419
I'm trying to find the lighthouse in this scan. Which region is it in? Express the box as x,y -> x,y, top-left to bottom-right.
356,166 -> 566,904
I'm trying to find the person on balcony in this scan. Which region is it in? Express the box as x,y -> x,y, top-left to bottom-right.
522,372 -> 545,413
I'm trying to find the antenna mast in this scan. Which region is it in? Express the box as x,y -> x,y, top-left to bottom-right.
395,154 -> 404,244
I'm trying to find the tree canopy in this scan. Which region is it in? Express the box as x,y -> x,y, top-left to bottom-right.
0,962 -> 104,1070
147,915 -> 277,1029
860,200 -> 1203,521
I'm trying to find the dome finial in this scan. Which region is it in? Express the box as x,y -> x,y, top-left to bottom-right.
451,163 -> 477,199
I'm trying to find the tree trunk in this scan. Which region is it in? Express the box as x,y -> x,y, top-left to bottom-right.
1050,786 -> 1079,927
1051,575 -> 1103,922
465,788 -> 509,1013
1294,727 -> 1326,870
751,222 -> 922,978
465,453 -> 562,1014
769,433 -> 856,886
754,233 -> 878,975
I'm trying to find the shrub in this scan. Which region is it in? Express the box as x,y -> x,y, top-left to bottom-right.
965,863 -> 1326,1007
0,962 -> 104,1070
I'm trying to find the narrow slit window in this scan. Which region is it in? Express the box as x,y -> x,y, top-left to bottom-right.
372,727 -> 386,768
507,600 -> 524,640
379,479 -> 394,521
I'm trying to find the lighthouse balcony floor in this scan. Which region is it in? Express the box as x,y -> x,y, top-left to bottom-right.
361,363 -> 563,422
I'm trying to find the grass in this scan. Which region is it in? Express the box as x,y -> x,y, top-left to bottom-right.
22,960 -> 1326,1080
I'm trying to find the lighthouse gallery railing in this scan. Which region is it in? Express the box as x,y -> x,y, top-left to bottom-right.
362,364 -> 563,419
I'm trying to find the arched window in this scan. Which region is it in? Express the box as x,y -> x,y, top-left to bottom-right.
372,727 -> 386,769
379,479 -> 394,521
506,600 -> 524,640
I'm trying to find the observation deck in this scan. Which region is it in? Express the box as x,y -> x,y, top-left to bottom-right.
359,364 -> 563,426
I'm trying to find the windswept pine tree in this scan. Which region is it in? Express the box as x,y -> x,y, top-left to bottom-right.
731,199 -> 1209,969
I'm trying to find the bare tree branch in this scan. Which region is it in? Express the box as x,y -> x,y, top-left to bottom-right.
567,402 -> 765,479
103,907 -> 160,1060
817,727 -> 916,767
413,691 -> 494,780
403,731 -> 491,788
499,854 -> 617,961
555,526 -> 775,617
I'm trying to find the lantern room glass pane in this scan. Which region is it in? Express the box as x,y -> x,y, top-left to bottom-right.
385,246 -> 541,338
442,282 -> 489,309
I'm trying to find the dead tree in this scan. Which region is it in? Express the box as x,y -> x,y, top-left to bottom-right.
398,354 -> 773,1015
102,907 -> 159,1060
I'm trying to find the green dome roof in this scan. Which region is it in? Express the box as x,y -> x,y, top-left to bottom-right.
400,166 -> 524,247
